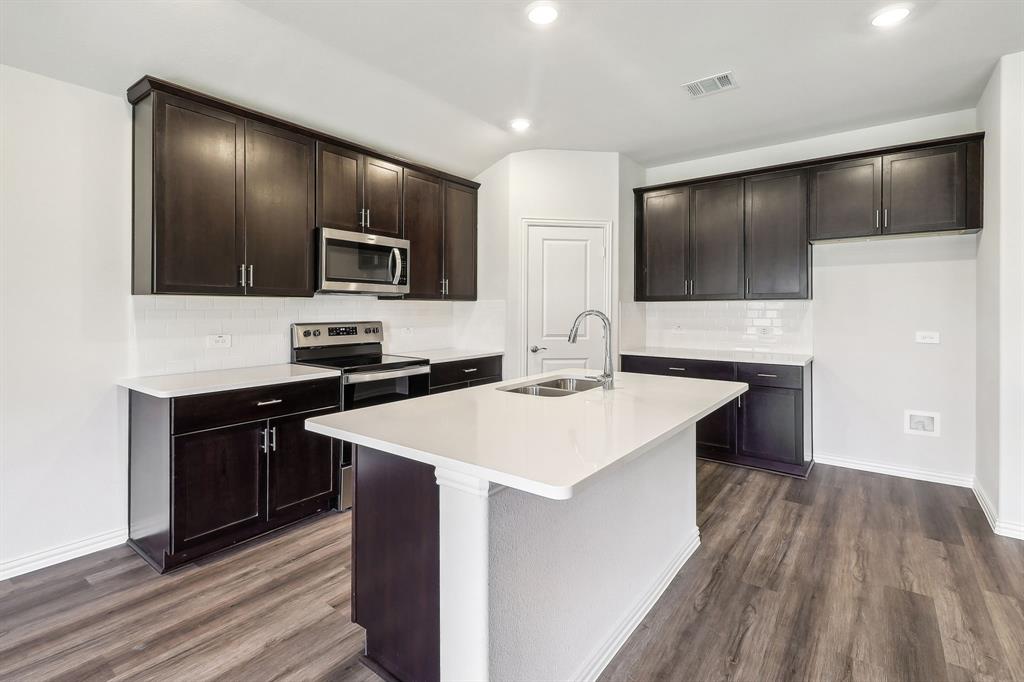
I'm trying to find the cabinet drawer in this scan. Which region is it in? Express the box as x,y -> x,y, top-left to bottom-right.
172,378 -> 340,434
430,355 -> 501,388
737,363 -> 802,389
621,355 -> 735,381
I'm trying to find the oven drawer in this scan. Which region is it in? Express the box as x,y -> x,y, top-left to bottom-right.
172,378 -> 340,434
430,355 -> 502,389
737,363 -> 803,389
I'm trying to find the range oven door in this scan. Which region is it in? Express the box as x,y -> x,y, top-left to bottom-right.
319,228 -> 410,295
339,364 -> 430,510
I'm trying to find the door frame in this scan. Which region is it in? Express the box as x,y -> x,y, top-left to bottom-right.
518,218 -> 614,377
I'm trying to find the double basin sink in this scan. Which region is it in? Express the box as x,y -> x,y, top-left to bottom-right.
500,376 -> 606,397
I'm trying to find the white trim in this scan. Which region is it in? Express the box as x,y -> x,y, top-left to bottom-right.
518,218 -> 615,378
0,527 -> 127,580
573,526 -> 702,682
813,451 -> 974,488
974,483 -> 1024,540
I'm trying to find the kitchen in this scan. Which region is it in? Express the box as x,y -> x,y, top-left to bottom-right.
1,1 -> 1023,681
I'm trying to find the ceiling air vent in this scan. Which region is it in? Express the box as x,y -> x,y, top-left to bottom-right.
683,71 -> 738,98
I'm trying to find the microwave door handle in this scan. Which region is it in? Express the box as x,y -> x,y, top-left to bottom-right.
391,248 -> 402,285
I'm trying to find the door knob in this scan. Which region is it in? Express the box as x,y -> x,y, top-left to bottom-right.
530,345 -> 548,353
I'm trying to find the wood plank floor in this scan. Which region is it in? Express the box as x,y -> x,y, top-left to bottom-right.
2,462 -> 1021,681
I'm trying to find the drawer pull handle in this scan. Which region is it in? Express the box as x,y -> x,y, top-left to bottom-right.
463,368 -> 478,373
257,399 -> 283,406
669,367 -> 687,372
756,373 -> 778,378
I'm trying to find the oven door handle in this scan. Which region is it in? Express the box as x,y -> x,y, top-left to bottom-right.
390,247 -> 403,285
343,365 -> 431,385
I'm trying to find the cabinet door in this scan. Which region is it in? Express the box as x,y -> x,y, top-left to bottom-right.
403,169 -> 444,299
883,144 -> 966,234
690,178 -> 744,300
154,94 -> 245,295
737,386 -> 802,464
697,401 -> 736,454
172,421 -> 266,552
268,409 -> 338,524
317,142 -> 363,231
638,187 -> 689,300
363,156 -> 403,237
744,170 -> 809,300
244,120 -> 316,297
443,182 -> 478,300
809,156 -> 882,240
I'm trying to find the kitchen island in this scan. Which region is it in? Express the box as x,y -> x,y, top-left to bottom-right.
306,368 -> 746,681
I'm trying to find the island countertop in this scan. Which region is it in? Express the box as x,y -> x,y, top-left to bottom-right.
305,368 -> 745,500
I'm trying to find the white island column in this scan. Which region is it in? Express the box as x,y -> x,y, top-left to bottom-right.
435,468 -> 495,681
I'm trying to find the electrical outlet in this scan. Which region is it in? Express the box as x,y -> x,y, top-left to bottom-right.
915,331 -> 940,344
206,334 -> 232,349
757,327 -> 771,337
904,410 -> 940,437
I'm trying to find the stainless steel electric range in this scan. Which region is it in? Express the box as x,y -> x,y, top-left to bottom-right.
291,321 -> 430,509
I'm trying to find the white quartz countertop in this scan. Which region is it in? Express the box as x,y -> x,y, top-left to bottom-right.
403,348 -> 504,364
621,346 -> 813,367
306,368 -> 746,500
117,364 -> 340,398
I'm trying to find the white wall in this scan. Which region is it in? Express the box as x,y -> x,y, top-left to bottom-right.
617,155 -> 646,353
642,109 -> 981,485
975,52 -> 1024,537
1,65 -> 133,576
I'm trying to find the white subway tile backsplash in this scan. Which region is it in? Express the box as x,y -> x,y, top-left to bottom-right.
645,300 -> 812,353
132,295 -> 460,376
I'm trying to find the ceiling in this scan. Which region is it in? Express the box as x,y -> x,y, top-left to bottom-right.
2,1 -> 1021,178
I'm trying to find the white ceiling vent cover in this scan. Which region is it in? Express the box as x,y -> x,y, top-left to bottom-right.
683,71 -> 738,98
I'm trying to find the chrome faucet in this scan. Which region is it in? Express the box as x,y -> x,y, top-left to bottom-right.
568,310 -> 614,389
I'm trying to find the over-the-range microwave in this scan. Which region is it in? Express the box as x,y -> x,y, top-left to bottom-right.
318,228 -> 410,295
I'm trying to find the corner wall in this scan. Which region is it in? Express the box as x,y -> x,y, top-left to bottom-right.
975,51 -> 1024,538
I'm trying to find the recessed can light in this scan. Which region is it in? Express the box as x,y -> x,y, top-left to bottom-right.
509,118 -> 531,132
526,1 -> 558,25
871,5 -> 911,27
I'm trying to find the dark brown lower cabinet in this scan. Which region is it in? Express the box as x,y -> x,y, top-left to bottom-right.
621,354 -> 812,477
428,355 -> 502,394
128,378 -> 341,572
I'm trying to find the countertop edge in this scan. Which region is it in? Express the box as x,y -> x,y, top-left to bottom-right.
117,365 -> 341,399
620,347 -> 813,367
402,348 -> 505,364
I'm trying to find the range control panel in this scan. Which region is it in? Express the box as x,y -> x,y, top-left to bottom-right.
291,321 -> 384,348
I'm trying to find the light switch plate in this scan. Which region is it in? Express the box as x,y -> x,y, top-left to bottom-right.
206,334 -> 232,348
915,331 -> 940,344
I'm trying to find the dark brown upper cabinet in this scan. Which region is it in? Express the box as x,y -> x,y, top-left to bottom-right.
136,93 -> 246,295
316,142 -> 363,232
690,178 -> 744,299
882,143 -> 968,235
744,169 -> 809,300
809,156 -> 882,241
443,182 -> 478,300
363,156 -> 404,237
403,169 -> 444,298
133,92 -> 315,297
638,186 -> 689,300
244,120 -> 316,297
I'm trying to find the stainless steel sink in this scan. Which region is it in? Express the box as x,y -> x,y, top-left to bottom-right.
500,376 -> 605,397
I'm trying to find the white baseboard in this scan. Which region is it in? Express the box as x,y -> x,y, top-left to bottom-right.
0,528 -> 127,580
973,484 -> 1024,540
813,451 -> 974,488
575,526 -> 702,682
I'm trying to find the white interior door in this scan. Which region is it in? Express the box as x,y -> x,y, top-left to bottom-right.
526,223 -> 608,375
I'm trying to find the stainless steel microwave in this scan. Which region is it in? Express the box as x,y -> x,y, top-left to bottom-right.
318,228 -> 410,295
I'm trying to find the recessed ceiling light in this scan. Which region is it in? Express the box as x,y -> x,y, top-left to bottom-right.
509,118 -> 531,132
871,5 -> 911,27
526,1 -> 558,25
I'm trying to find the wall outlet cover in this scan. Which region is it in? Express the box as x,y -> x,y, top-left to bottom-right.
904,409 -> 940,437
206,334 -> 232,349
915,331 -> 941,344
757,327 -> 771,337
